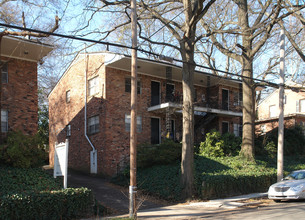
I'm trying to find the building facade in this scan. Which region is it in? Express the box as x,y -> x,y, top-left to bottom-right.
0,36 -> 52,142
256,83 -> 305,135
49,52 -> 243,176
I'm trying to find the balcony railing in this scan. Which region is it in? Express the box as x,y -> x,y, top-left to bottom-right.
151,92 -> 242,113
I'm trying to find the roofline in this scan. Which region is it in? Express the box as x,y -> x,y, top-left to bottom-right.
104,53 -> 242,85
3,35 -> 53,49
48,51 -> 242,98
255,113 -> 305,124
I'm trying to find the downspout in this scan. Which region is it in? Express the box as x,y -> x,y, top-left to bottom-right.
84,48 -> 97,174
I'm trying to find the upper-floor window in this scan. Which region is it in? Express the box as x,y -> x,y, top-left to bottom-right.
125,77 -> 141,94
300,99 -> 305,112
66,124 -> 71,137
125,114 -> 142,133
88,115 -> 99,134
269,105 -> 277,118
1,62 -> 8,83
1,109 -> 8,132
88,76 -> 99,96
66,90 -> 71,103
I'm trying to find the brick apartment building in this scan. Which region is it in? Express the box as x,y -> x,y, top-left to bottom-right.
256,82 -> 305,135
49,52 -> 243,176
0,36 -> 52,142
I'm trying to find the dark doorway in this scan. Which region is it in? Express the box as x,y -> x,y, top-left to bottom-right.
222,121 -> 229,134
222,89 -> 229,110
166,83 -> 175,102
151,81 -> 160,106
151,118 -> 160,144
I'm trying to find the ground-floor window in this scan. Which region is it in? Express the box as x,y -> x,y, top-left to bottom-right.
1,109 -> 8,132
233,123 -> 242,137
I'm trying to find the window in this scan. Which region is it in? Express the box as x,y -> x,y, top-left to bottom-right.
260,124 -> 266,134
125,114 -> 142,132
300,99 -> 305,112
66,125 -> 71,137
269,105 -> 277,118
88,77 -> 99,96
1,62 -> 8,83
1,110 -> 8,132
233,91 -> 242,106
125,77 -> 141,94
66,90 -> 71,103
88,115 -> 99,134
233,124 -> 242,137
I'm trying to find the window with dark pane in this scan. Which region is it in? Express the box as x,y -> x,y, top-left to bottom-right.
88,115 -> 99,134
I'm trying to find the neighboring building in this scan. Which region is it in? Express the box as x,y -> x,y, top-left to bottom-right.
49,52 -> 243,176
256,82 -> 305,135
0,36 -> 52,142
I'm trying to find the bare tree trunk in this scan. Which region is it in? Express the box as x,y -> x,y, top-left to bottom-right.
237,0 -> 255,160
240,59 -> 255,160
180,38 -> 195,200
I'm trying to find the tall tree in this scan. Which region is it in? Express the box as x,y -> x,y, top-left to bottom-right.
201,0 -> 305,160
94,0 -> 216,199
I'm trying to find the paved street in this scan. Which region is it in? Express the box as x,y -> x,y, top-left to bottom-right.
130,200 -> 305,220
187,201 -> 305,220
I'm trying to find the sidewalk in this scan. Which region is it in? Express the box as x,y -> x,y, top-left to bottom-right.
106,192 -> 267,219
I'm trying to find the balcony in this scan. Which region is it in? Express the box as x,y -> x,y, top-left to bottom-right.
148,92 -> 242,117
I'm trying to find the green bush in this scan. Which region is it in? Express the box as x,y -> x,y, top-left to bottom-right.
199,131 -> 241,157
0,131 -> 48,168
0,188 -> 94,220
199,131 -> 224,157
222,133 -> 241,156
137,139 -> 182,168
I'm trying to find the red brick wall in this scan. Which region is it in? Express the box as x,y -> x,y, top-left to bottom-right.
1,57 -> 38,140
49,53 -> 243,176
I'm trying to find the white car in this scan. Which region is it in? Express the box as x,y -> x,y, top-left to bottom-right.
268,170 -> 305,201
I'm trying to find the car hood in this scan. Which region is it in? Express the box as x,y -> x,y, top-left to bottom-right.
271,179 -> 305,188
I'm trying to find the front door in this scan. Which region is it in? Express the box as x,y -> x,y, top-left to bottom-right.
222,121 -> 229,134
151,81 -> 160,106
166,83 -> 175,102
151,118 -> 160,144
222,89 -> 229,110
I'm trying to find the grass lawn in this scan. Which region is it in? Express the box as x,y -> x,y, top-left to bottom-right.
113,155 -> 305,201
0,166 -> 62,196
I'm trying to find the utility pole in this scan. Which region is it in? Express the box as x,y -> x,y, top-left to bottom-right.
129,0 -> 137,218
277,28 -> 285,182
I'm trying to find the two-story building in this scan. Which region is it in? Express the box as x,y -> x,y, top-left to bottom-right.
48,52 -> 243,176
256,81 -> 305,135
0,35 -> 52,142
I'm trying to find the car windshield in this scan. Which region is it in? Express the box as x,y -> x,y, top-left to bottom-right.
284,171 -> 305,180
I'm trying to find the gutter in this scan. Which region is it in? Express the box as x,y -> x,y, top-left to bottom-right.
84,49 -> 97,174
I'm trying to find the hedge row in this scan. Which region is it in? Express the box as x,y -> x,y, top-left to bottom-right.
0,187 -> 94,220
201,173 -> 276,199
